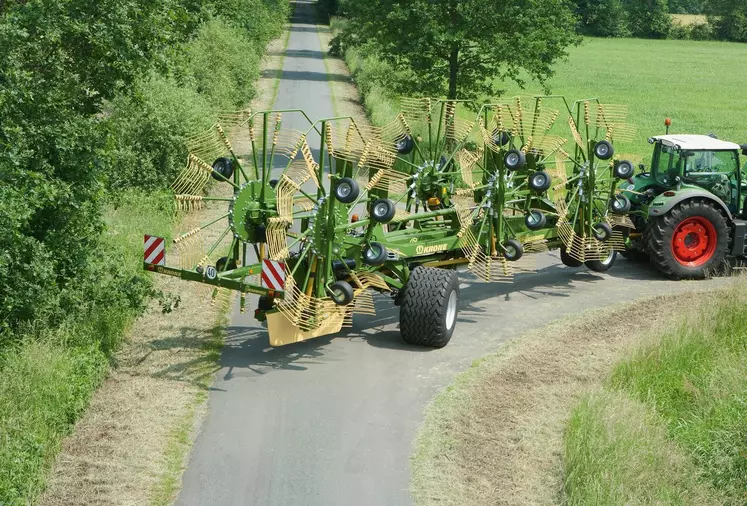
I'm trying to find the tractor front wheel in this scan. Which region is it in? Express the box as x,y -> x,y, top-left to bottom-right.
400,267 -> 459,348
648,199 -> 729,279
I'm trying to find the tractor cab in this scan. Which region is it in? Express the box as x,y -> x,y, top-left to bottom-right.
647,135 -> 744,214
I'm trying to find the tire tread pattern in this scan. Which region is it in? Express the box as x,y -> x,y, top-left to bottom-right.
648,198 -> 729,279
400,267 -> 459,348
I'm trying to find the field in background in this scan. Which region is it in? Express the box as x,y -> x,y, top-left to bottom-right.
672,14 -> 708,26
494,37 -> 747,163
341,34 -> 747,165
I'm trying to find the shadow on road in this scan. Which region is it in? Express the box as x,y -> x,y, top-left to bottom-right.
202,255 -> 674,377
262,69 -> 351,82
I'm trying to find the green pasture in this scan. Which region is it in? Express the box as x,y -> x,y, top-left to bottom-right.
483,37 -> 747,163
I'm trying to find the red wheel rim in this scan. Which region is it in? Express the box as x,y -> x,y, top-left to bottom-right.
670,217 -> 717,267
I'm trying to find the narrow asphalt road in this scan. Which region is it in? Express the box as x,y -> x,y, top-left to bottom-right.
177,2 -> 724,505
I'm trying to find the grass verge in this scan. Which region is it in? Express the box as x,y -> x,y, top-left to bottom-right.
565,283 -> 747,505
0,192 -> 174,504
409,284 -> 742,506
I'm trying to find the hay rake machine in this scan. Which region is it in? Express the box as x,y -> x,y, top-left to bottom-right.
143,96 -> 637,348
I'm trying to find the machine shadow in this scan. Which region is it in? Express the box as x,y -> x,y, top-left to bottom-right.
213,255 -> 670,375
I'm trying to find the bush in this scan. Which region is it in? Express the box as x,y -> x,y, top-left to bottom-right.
625,0 -> 672,39
104,73 -> 217,192
184,18 -> 262,109
576,0 -> 631,37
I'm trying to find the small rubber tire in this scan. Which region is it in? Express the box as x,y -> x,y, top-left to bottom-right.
610,194 -> 632,214
503,239 -> 524,261
593,222 -> 613,242
395,135 -> 415,155
614,160 -> 635,179
491,129 -> 510,147
216,256 -> 238,272
371,198 -> 396,223
335,177 -> 360,204
585,250 -> 617,273
560,248 -> 584,267
211,157 -> 234,182
363,242 -> 388,266
400,267 -> 459,348
594,140 -> 614,160
329,281 -> 355,306
525,210 -> 547,231
269,179 -> 279,189
258,295 -> 275,311
504,149 -> 526,171
528,170 -> 552,192
648,198 -> 729,280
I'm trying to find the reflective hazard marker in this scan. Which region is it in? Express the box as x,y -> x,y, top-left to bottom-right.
261,259 -> 286,291
144,235 -> 166,266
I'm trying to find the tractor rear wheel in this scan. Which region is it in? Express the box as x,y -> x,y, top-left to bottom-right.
648,199 -> 729,279
400,267 -> 459,348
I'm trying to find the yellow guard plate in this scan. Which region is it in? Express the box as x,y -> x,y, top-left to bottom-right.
266,309 -> 345,347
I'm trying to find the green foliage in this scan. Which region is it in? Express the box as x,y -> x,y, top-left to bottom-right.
576,0 -> 631,37
707,0 -> 747,42
103,72 -> 217,192
0,0 -> 287,502
0,340 -> 108,503
185,19 -> 261,109
335,0 -> 580,100
668,0 -> 706,14
625,0 -> 672,38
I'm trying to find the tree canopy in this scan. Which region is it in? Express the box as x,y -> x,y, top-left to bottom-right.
336,0 -> 581,100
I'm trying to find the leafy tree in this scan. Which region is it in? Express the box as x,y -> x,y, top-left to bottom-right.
624,0 -> 672,38
576,0 -> 631,37
668,0 -> 706,14
707,0 -> 747,42
336,0 -> 580,100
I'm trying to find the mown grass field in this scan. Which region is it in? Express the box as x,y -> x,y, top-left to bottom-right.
343,34 -> 747,164
487,37 -> 747,163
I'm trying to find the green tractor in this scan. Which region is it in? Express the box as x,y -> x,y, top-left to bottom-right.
619,125 -> 747,279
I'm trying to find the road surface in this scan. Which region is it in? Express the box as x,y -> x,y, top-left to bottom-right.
177,2 -> 723,505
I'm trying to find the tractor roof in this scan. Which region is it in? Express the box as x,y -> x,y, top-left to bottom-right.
651,134 -> 740,151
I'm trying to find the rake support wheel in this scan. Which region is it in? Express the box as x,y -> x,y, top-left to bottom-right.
400,267 -> 459,348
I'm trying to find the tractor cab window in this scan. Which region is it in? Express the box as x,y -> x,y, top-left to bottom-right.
682,150 -> 739,205
652,143 -> 677,185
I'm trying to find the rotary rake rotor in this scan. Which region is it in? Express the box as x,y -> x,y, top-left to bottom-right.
554,98 -> 638,263
143,95 -> 637,349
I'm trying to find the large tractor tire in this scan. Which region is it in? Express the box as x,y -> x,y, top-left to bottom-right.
648,199 -> 729,279
400,267 -> 459,348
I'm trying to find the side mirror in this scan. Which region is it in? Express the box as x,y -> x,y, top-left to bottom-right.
682,150 -> 695,158
740,144 -> 747,156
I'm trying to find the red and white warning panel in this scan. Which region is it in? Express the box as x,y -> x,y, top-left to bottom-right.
144,235 -> 166,266
261,259 -> 286,291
